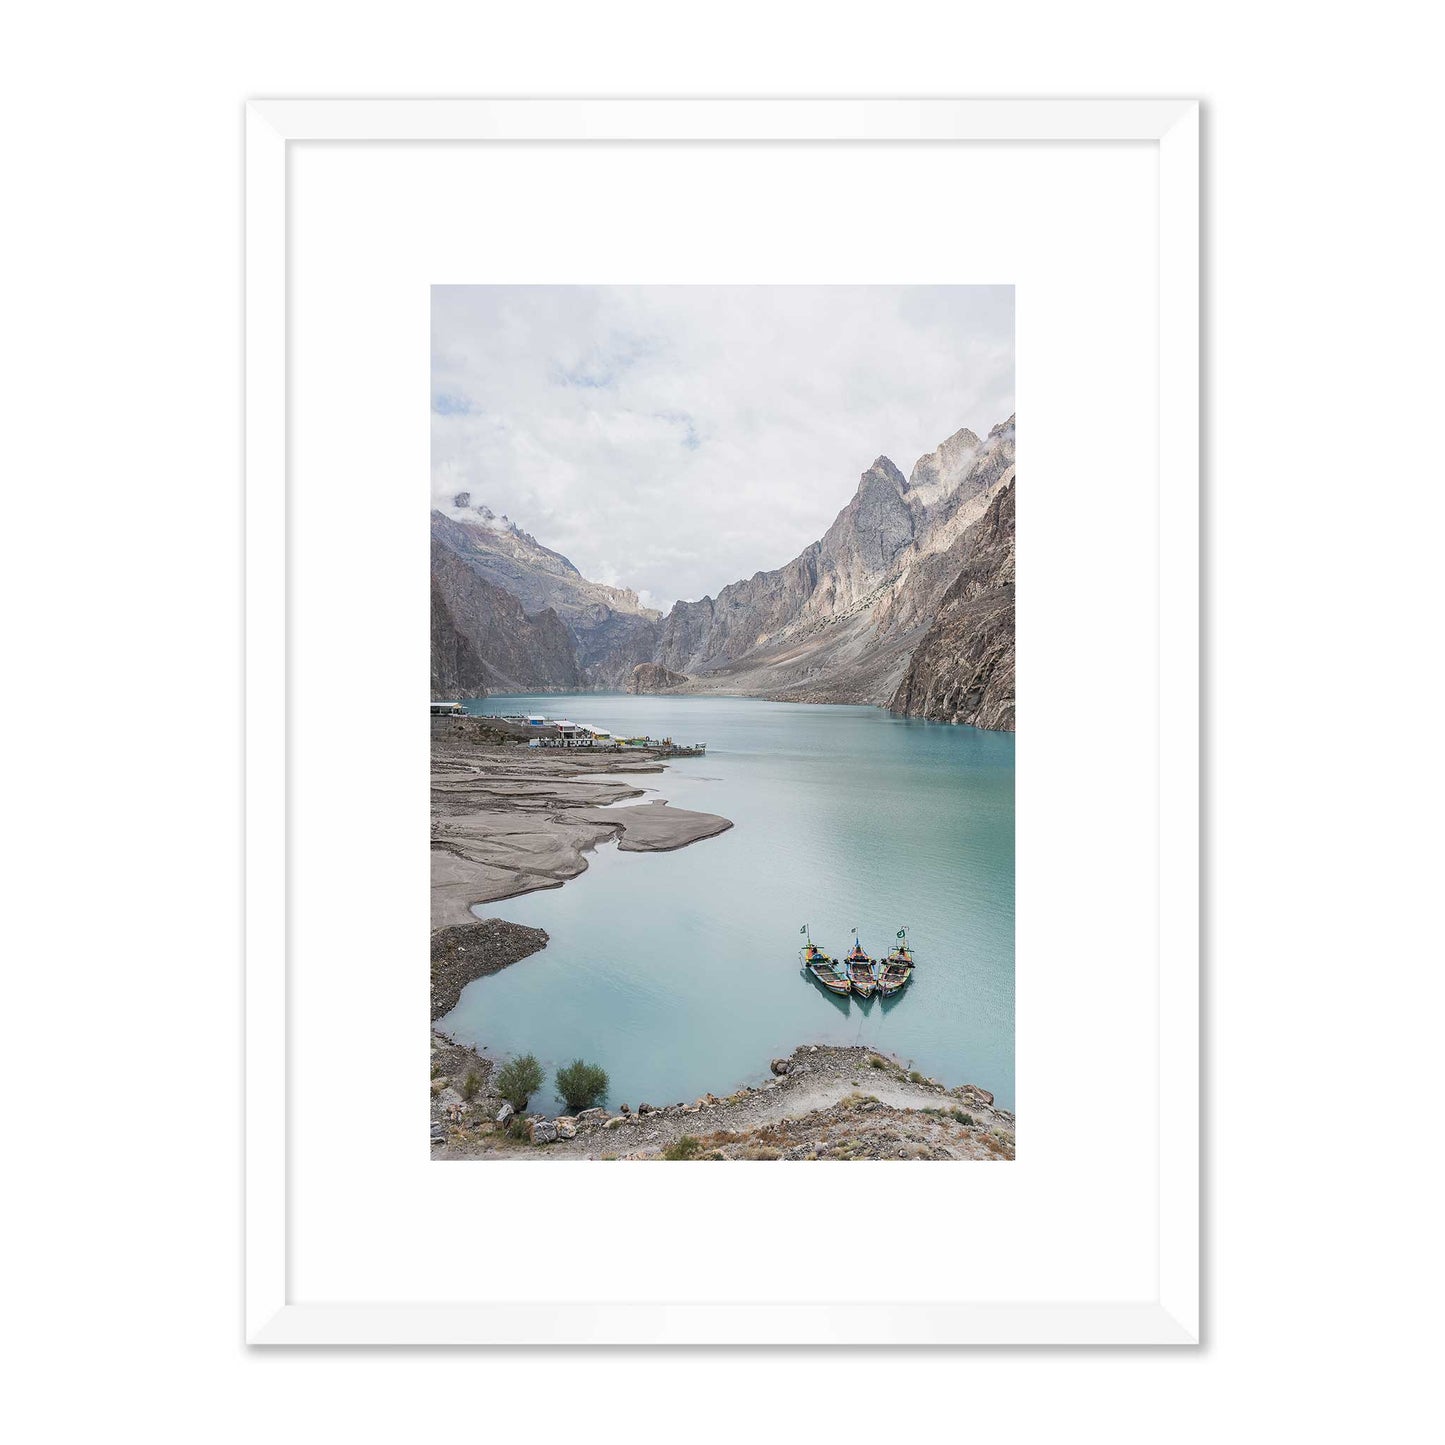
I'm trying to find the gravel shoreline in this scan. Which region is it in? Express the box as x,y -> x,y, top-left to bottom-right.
431,1038 -> 1015,1161
430,918 -> 550,1020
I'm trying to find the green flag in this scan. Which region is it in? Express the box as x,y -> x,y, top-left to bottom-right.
799,925 -> 807,934
898,928 -> 906,939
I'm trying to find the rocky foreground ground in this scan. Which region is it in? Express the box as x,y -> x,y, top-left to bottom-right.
430,1038 -> 1015,1162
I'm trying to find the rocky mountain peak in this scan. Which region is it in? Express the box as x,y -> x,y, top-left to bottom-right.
908,426 -> 983,497
859,456 -> 907,495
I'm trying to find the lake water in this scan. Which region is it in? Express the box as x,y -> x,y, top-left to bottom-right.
438,693 -> 1014,1112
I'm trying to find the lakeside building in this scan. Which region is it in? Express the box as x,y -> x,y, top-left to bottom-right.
430,701 -> 464,717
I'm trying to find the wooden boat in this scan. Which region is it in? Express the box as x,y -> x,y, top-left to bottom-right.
877,928 -> 915,996
799,927 -> 851,995
845,933 -> 878,998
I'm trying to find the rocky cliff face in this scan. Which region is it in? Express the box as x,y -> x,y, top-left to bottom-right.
430,538 -> 582,695
648,416 -> 1015,717
888,480 -> 1015,731
627,662 -> 689,694
431,506 -> 660,687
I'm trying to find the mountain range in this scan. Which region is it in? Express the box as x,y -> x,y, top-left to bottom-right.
430,416 -> 1016,730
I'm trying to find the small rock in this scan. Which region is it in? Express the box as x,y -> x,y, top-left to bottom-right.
603,1117 -> 622,1131
495,1101 -> 514,1125
619,1103 -> 631,1116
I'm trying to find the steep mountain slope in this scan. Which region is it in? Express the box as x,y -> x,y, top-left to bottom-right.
888,481 -> 1015,731
431,503 -> 661,687
650,416 -> 1015,711
430,538 -> 582,695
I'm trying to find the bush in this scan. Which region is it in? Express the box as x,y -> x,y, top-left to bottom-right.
907,1070 -> 926,1084
662,1135 -> 702,1160
868,1056 -> 886,1070
555,1058 -> 609,1112
461,1070 -> 482,1102
495,1053 -> 544,1112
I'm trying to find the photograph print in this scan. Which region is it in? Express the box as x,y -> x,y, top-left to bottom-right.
430,285 -> 1015,1160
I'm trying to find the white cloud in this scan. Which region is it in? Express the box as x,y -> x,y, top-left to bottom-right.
432,285 -> 1013,610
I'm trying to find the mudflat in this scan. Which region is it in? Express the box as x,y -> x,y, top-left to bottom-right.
430,721 -> 733,929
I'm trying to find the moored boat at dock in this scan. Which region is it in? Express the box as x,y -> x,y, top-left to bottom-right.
799,926 -> 851,995
877,927 -> 915,996
844,931 -> 878,998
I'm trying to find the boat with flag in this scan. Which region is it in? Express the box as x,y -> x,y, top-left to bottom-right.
844,930 -> 878,998
799,925 -> 850,996
877,927 -> 916,996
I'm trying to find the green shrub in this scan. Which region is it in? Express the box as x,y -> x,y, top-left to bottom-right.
495,1053 -> 544,1112
461,1070 -> 482,1102
868,1056 -> 885,1070
907,1070 -> 926,1084
662,1135 -> 702,1160
555,1058 -> 609,1112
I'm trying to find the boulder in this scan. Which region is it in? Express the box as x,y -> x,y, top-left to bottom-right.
770,1058 -> 791,1076
438,1087 -> 465,1108
556,1119 -> 578,1140
619,1103 -> 631,1116
529,1118 -> 558,1144
637,1102 -> 657,1115
603,1117 -> 623,1131
495,1101 -> 514,1125
577,1107 -> 607,1125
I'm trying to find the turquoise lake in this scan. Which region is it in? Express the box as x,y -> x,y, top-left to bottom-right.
438,693 -> 1014,1112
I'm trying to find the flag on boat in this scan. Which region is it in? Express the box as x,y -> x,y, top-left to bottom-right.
799,925 -> 807,934
897,928 -> 906,939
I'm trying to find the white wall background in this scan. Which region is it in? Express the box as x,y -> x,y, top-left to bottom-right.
3,3 -> 1439,1440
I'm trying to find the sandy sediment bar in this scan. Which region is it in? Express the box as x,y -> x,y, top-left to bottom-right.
430,723 -> 732,930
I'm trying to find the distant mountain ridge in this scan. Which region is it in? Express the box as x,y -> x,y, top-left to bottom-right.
430,500 -> 661,691
428,417 -> 1016,731
649,416 -> 1014,716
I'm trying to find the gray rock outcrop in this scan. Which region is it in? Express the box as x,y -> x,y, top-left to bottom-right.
888,479 -> 1015,731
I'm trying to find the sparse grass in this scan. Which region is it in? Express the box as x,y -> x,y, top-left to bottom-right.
461,1070 -> 482,1102
908,1070 -> 926,1084
868,1056 -> 886,1070
662,1135 -> 702,1160
430,1078 -> 447,1097
504,1115 -> 531,1142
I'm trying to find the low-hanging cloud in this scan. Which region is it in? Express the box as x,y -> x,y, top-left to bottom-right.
432,285 -> 1014,612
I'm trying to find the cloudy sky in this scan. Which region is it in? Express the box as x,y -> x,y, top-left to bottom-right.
431,285 -> 1013,612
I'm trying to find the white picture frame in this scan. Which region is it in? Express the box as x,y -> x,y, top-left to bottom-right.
246,97 -> 1199,1346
